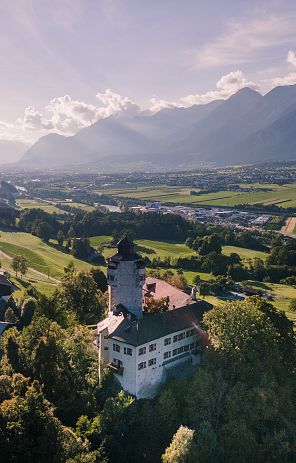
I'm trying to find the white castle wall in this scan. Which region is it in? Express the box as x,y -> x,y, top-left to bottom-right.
109,328 -> 201,399
108,261 -> 145,317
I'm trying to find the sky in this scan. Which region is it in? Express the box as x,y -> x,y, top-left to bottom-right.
1,0 -> 296,145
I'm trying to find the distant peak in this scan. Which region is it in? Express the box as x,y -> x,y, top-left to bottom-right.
232,87 -> 262,98
265,83 -> 296,97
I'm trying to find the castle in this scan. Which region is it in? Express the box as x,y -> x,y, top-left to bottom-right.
96,237 -> 211,398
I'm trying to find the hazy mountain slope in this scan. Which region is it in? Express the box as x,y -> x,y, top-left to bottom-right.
191,85 -> 296,161
20,100 -> 223,168
19,84 -> 296,170
21,117 -> 153,167
19,133 -> 81,167
0,140 -> 30,165
233,107 -> 296,162
169,87 -> 263,154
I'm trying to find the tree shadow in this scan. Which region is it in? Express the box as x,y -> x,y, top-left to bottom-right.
245,280 -> 271,290
135,245 -> 156,255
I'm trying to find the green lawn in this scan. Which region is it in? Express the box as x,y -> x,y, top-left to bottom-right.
0,231 -> 93,279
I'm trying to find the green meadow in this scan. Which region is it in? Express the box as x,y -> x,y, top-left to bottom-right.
16,198 -> 63,214
59,201 -> 95,212
222,245 -> 269,263
1,232 -> 295,322
0,231 -> 93,279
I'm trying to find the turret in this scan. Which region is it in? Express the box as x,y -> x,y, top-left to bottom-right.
107,237 -> 146,319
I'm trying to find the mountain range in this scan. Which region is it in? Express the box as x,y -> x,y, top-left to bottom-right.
11,84 -> 296,170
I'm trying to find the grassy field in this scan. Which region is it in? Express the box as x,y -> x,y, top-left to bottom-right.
89,235 -> 113,248
0,231 -> 93,279
90,235 -> 270,263
11,278 -> 58,301
242,280 -> 296,322
59,201 -> 95,212
1,232 -> 294,319
90,236 -> 196,260
96,183 -> 296,209
222,245 -> 269,262
16,198 -> 63,214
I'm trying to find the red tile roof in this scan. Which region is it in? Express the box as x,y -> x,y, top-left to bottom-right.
143,277 -> 192,310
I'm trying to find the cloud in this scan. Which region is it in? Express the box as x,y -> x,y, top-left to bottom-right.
287,50 -> 296,67
12,89 -> 139,138
46,95 -> 99,133
96,89 -> 138,116
269,72 -> 296,87
0,89 -> 140,143
149,98 -> 180,112
192,15 -> 296,68
262,50 -> 296,88
150,70 -> 258,111
18,106 -> 54,130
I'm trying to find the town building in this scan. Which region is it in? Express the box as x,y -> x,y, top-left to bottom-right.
95,238 -> 211,398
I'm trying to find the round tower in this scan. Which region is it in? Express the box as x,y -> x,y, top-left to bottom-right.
107,237 -> 146,319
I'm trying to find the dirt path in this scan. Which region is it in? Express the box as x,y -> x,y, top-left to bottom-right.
280,217 -> 296,236
1,250 -> 60,283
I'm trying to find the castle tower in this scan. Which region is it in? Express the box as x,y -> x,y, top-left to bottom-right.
107,237 -> 146,319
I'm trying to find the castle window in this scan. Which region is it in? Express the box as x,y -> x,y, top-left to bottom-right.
113,343 -> 120,352
163,351 -> 171,359
177,346 -> 184,354
148,358 -> 156,366
104,347 -> 109,351
164,337 -> 171,346
173,335 -> 178,342
139,347 -> 146,356
149,343 -> 156,352
113,359 -> 122,368
178,333 -> 185,341
124,347 -> 132,356
184,344 -> 189,352
173,349 -> 178,356
138,361 -> 146,370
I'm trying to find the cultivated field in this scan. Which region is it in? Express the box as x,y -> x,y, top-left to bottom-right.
96,183 -> 296,208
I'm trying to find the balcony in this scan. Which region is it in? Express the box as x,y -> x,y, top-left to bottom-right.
107,362 -> 124,376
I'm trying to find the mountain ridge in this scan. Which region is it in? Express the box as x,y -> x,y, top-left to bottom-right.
16,84 -> 296,170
